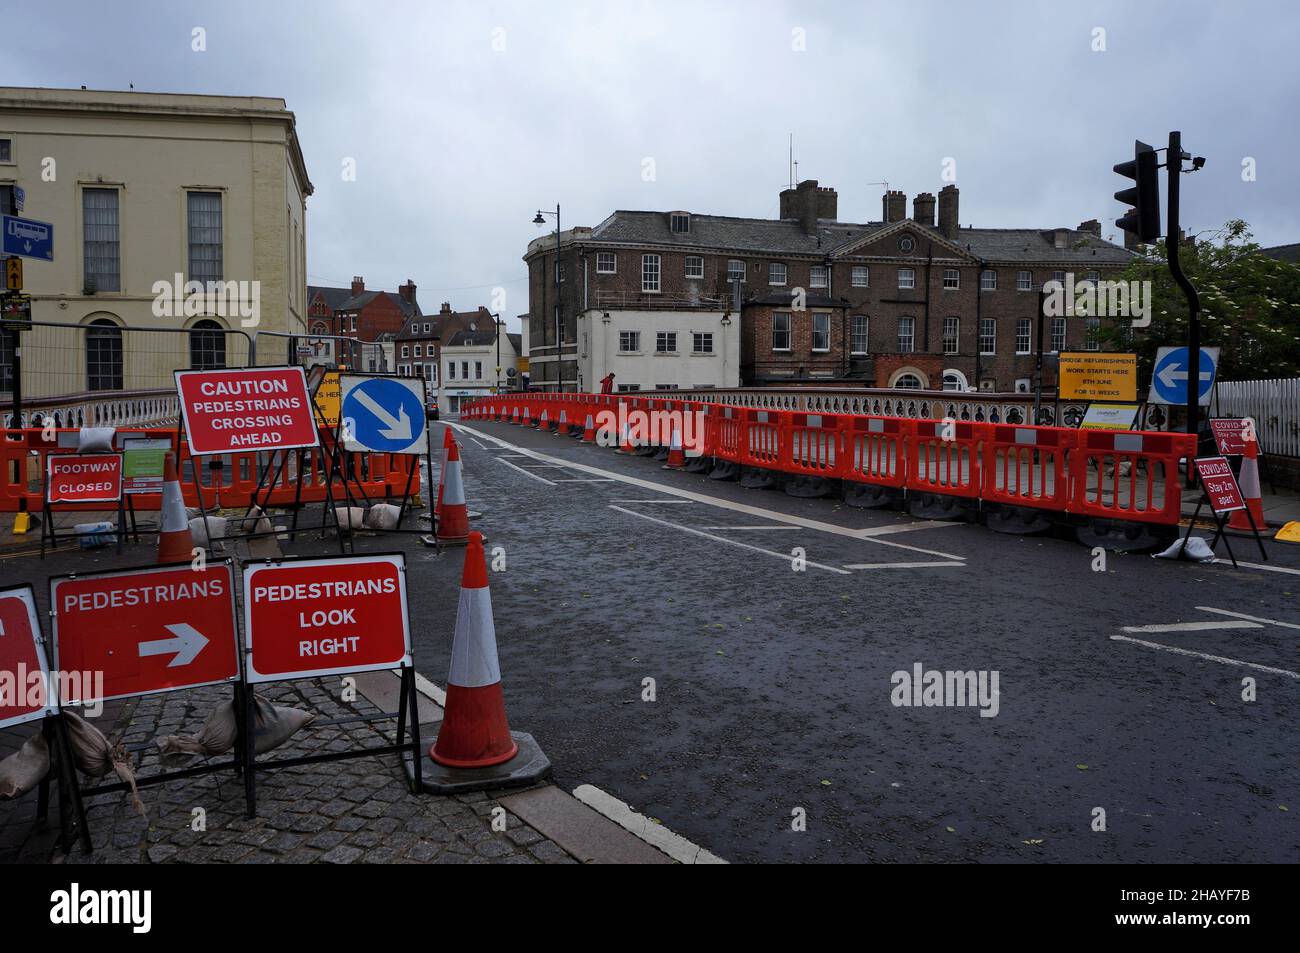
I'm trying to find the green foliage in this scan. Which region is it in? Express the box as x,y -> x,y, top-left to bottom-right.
1098,220 -> 1300,381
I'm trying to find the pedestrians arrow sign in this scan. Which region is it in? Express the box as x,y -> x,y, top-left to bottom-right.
339,375 -> 427,454
1149,346 -> 1219,406
138,623 -> 210,668
50,562 -> 240,704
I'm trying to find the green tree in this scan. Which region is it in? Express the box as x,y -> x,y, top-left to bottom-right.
1098,220 -> 1300,382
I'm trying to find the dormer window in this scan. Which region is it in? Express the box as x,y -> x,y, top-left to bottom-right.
670,212 -> 690,234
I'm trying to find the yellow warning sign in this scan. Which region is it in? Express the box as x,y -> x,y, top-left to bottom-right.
313,370 -> 341,427
5,257 -> 22,292
1058,352 -> 1137,402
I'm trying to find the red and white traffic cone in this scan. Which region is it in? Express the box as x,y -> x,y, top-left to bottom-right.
534,409 -> 547,431
663,425 -> 686,469
510,406 -> 520,425
555,409 -> 568,435
430,531 -> 519,768
615,420 -> 635,454
157,452 -> 194,564
1229,436 -> 1267,531
581,414 -> 596,443
434,427 -> 453,521
437,440 -> 471,543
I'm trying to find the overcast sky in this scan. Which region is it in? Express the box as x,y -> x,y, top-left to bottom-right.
6,1 -> 1297,331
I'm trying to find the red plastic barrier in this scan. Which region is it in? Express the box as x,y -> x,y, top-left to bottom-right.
787,413 -> 841,477
741,409 -> 784,469
906,419 -> 983,498
842,416 -> 908,488
983,424 -> 1073,512
1070,429 -> 1193,525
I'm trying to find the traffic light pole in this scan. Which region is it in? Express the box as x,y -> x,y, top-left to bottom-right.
1164,131 -> 1202,442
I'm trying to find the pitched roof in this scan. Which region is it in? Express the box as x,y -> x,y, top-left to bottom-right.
1262,242 -> 1300,263
335,289 -> 422,318
584,210 -> 1132,264
308,285 -> 353,311
395,305 -> 495,343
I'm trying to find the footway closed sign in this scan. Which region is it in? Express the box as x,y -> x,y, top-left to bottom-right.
242,553 -> 411,682
176,367 -> 319,455
46,453 -> 122,503
50,563 -> 240,704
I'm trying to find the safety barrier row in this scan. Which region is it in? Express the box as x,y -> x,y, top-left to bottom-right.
463,394 -> 1195,527
0,429 -> 419,513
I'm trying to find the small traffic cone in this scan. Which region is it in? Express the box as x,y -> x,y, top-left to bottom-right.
511,406 -> 521,425
157,452 -> 195,564
534,409 -> 547,431
581,414 -> 596,443
434,427 -> 453,521
1229,436 -> 1267,531
430,531 -> 519,768
437,440 -> 471,543
555,409 -> 568,435
664,425 -> 686,469
616,420 -> 635,454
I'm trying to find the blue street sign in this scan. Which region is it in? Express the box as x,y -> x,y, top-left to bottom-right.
339,375 -> 427,454
1149,345 -> 1219,406
13,186 -> 24,212
1,214 -> 54,261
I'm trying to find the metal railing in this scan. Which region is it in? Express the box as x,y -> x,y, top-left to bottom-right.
593,290 -> 733,311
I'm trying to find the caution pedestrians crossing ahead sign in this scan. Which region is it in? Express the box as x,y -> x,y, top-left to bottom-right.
0,585 -> 58,730
175,366 -> 319,456
50,562 -> 241,704
242,553 -> 412,683
339,375 -> 428,454
45,452 -> 123,504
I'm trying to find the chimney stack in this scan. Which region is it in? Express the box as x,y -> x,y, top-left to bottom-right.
912,192 -> 936,228
440,302 -> 453,315
351,275 -> 365,296
398,279 -> 417,305
938,185 -> 959,239
1077,219 -> 1101,237
779,179 -> 836,234
882,190 -> 907,223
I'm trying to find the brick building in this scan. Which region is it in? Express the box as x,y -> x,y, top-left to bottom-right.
307,276 -> 421,370
523,180 -> 1133,393
395,302 -> 522,414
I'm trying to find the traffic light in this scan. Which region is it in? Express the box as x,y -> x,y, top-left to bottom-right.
1114,140 -> 1161,243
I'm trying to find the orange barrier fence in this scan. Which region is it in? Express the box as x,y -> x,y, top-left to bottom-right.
1,429 -> 419,513
466,394 -> 1196,527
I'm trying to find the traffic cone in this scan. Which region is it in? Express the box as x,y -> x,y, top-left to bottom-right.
430,531 -> 519,768
616,420 -> 635,454
157,452 -> 194,564
664,425 -> 686,469
534,409 -> 547,431
437,440 -> 471,543
434,427 -> 453,521
581,414 -> 596,443
555,409 -> 568,435
1229,437 -> 1267,531
511,406 -> 521,425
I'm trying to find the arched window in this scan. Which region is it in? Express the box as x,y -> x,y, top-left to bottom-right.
86,319 -> 123,391
942,369 -> 970,392
894,373 -> 923,389
190,319 -> 226,369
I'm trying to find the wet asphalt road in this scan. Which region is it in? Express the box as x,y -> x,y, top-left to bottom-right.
7,419 -> 1298,863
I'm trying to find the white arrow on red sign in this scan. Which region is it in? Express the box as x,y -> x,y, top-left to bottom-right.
138,623 -> 209,667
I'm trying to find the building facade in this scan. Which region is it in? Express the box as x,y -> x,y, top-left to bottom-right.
307,276 -> 419,372
523,180 -> 1133,394
577,307 -> 739,392
0,86 -> 313,402
395,303 -> 522,414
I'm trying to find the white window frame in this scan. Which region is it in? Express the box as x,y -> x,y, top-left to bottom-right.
772,312 -> 792,351
727,259 -> 745,283
1051,316 -> 1066,353
768,262 -> 787,286
980,269 -> 996,291
642,254 -> 661,293
401,345 -> 409,358
851,315 -> 868,355
685,256 -> 705,280
898,267 -> 915,290
619,330 -> 640,352
943,317 -> 959,355
1017,270 -> 1033,291
1085,317 -> 1101,352
897,317 -> 915,353
810,265 -> 828,289
1015,318 -> 1032,354
447,361 -> 457,379
851,266 -> 869,288
656,331 -> 677,354
979,318 -> 996,355
596,252 -> 617,274
943,269 -> 960,290
413,344 -> 422,358
670,213 -> 690,233
812,313 -> 831,352
691,331 -> 713,354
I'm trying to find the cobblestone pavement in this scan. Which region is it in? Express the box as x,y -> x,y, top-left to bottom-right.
2,678 -> 575,865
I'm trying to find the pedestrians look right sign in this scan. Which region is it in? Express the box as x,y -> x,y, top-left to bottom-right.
339,375 -> 427,454
50,563 -> 240,704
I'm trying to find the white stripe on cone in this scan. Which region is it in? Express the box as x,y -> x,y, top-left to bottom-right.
160,479 -> 188,532
448,586 -> 501,687
443,454 -> 465,505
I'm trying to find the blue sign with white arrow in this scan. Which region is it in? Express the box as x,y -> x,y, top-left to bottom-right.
1,214 -> 54,261
339,375 -> 427,454
1149,345 -> 1219,406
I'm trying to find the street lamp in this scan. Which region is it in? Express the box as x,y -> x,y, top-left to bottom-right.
533,205 -> 562,393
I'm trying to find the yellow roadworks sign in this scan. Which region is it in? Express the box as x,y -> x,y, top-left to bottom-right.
1058,352 -> 1137,402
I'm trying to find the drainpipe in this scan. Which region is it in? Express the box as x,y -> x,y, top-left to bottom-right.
973,259 -> 984,391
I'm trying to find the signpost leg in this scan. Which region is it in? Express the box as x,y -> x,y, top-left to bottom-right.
1176,498 -> 1203,559
405,665 -> 423,794
52,713 -> 92,854
242,684 -> 258,819
1242,505 -> 1269,561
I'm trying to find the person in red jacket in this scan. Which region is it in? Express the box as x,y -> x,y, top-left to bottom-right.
600,372 -> 616,395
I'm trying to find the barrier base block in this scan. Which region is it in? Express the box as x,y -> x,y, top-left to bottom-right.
984,504 -> 1053,535
843,482 -> 896,509
785,475 -> 833,498
1075,518 -> 1173,553
684,455 -> 710,474
709,460 -> 739,481
408,730 -> 552,795
740,466 -> 780,490
907,492 -> 971,521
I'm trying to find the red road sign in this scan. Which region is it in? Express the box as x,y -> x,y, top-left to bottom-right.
50,562 -> 240,704
242,553 -> 411,683
1209,418 -> 1253,455
46,453 -> 122,504
1194,456 -> 1246,514
0,585 -> 57,729
175,366 -> 318,456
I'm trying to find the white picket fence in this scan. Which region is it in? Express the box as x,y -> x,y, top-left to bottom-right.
1216,378 -> 1300,457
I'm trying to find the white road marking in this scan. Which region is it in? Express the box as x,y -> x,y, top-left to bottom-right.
469,438 -> 492,450
521,464 -> 565,468
1195,606 -> 1300,631
1216,559 -> 1300,576
494,456 -> 556,486
698,525 -> 802,530
608,504 -> 851,574
572,784 -> 727,864
858,521 -> 964,537
1109,635 -> 1300,679
842,561 -> 966,570
554,478 -> 617,483
609,499 -> 693,504
1121,620 -> 1262,633
452,422 -> 965,559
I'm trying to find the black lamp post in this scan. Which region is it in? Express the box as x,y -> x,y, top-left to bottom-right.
533,205 -> 562,392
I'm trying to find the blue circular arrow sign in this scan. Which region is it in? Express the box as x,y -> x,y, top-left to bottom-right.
1152,347 -> 1216,404
340,377 -> 426,453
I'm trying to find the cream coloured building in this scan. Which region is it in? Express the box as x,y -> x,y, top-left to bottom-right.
0,86 -> 312,418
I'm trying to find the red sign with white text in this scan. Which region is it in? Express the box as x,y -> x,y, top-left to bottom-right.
1209,418 -> 1253,456
1194,456 -> 1246,513
50,563 -> 240,704
176,367 -> 318,455
242,554 -> 411,683
46,453 -> 122,504
0,586 -> 57,729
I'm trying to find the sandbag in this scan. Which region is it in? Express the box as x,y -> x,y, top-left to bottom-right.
78,427 -> 115,453
1153,536 -> 1216,563
63,711 -> 144,816
334,506 -> 367,532
0,732 -> 50,799
157,697 -> 314,757
365,503 -> 402,531
244,504 -> 282,559
188,514 -> 228,549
